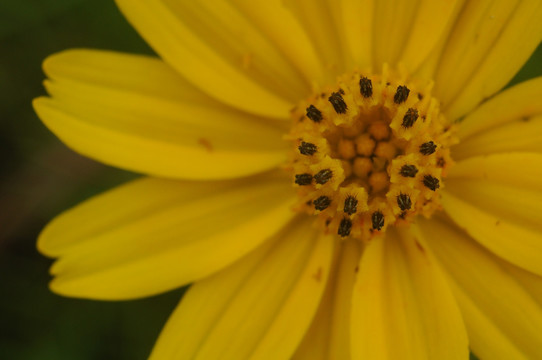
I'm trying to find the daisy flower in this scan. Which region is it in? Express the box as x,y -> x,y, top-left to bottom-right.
33,0 -> 542,359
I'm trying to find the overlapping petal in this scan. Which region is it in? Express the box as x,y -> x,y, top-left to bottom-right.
293,240 -> 361,360
34,50 -> 287,180
40,171 -> 296,300
115,0 -> 308,118
350,228 -> 468,360
418,217 -> 542,359
435,0 -> 542,120
149,217 -> 335,360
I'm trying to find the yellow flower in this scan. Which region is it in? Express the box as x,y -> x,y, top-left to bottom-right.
33,0 -> 542,359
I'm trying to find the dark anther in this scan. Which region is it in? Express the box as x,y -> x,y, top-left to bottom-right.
419,141 -> 437,155
402,108 -> 419,128
306,105 -> 323,122
423,175 -> 440,191
344,196 -> 358,215
314,169 -> 333,184
328,92 -> 348,114
338,218 -> 352,237
371,211 -> 385,231
295,173 -> 313,186
298,141 -> 317,156
400,164 -> 418,178
397,193 -> 412,211
359,77 -> 373,98
437,157 -> 446,167
314,196 -> 331,211
394,85 -> 410,104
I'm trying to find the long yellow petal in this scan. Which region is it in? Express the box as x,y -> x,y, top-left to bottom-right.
35,50 -> 287,180
437,0 -> 542,121
448,152 -> 542,191
455,76 -> 542,141
41,172 -> 296,300
149,218 -> 335,360
339,0 -> 373,71
418,216 -> 542,359
292,240 -> 361,360
351,228 -> 468,360
398,0 -> 460,73
230,0 -> 326,86
115,0 -> 299,118
453,115 -> 542,160
441,188 -> 542,275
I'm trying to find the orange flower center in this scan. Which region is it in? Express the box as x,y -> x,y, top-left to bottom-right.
287,66 -> 457,241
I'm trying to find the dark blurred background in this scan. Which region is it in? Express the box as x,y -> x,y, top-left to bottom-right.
0,1 -> 540,359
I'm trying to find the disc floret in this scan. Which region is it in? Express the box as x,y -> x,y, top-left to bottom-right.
287,66 -> 456,241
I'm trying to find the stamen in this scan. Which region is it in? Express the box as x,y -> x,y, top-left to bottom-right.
423,175 -> 440,191
371,211 -> 385,231
306,105 -> 323,122
400,164 -> 418,178
359,77 -> 373,98
314,169 -> 333,184
338,218 -> 352,237
298,141 -> 318,156
295,173 -> 312,186
288,69 -> 455,241
420,141 -> 437,155
397,193 -> 412,211
314,196 -> 331,211
344,196 -> 358,215
402,108 -> 418,128
394,85 -> 410,104
328,92 -> 348,114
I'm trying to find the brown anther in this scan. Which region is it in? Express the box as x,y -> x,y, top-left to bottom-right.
344,196 -> 358,215
397,193 -> 412,211
328,92 -> 348,114
400,164 -> 418,178
306,105 -> 323,122
359,77 -> 373,98
295,173 -> 313,185
423,175 -> 440,191
394,85 -> 410,104
338,218 -> 352,237
298,141 -> 318,156
314,196 -> 331,211
402,108 -> 418,128
420,141 -> 437,155
371,211 -> 385,230
314,169 -> 333,184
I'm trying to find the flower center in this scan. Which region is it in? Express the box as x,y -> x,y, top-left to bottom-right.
287,66 -> 457,241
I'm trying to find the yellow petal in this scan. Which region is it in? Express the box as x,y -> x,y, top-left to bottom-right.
293,240 -> 361,360
448,152 -> 542,191
418,216 -> 542,359
149,217 -> 335,360
436,0 -> 542,121
338,0 -> 373,70
351,228 -> 468,360
35,50 -> 287,180
398,0 -> 460,73
230,0 -> 326,86
453,115 -> 542,160
372,0 -> 419,70
42,172 -> 296,300
441,185 -> 542,276
282,0 -> 344,83
455,76 -> 542,141
115,0 -> 300,118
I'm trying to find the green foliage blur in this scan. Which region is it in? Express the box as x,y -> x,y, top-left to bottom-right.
0,1 -> 540,359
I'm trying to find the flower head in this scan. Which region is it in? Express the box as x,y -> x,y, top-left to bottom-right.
34,1 -> 542,359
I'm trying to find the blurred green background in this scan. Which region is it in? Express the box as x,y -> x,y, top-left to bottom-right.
0,1 -> 540,359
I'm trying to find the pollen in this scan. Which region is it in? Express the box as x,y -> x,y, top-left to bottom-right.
287,66 -> 456,241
